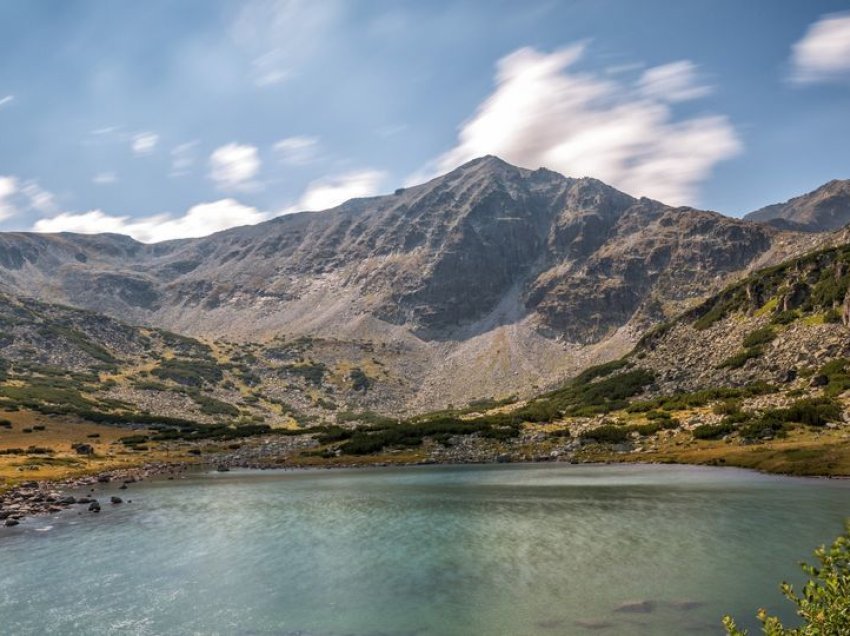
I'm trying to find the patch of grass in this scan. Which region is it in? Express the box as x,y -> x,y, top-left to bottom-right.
717,347 -> 764,370
742,326 -> 776,348
152,358 -> 223,387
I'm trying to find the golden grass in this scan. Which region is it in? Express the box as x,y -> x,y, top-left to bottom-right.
585,427 -> 850,477
0,410 -> 188,491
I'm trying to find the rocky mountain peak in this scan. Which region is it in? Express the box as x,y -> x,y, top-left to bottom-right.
745,178 -> 850,232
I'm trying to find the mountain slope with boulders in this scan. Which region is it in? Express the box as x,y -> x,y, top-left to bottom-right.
0,157 -> 839,410
307,237 -> 850,475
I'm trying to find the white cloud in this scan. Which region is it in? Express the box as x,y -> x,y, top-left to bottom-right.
638,61 -> 712,102
0,176 -> 17,221
32,199 -> 269,243
790,12 -> 850,84
132,132 -> 159,155
412,45 -> 741,206
0,95 -> 13,108
170,141 -> 199,177
209,143 -> 261,190
273,136 -> 319,165
0,177 -> 56,219
92,172 -> 117,185
291,170 -> 385,212
231,0 -> 339,87
20,180 -> 56,214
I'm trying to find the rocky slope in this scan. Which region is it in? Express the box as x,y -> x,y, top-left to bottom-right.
631,234 -> 850,393
0,290 -> 416,428
0,157 -> 839,410
745,179 -> 850,232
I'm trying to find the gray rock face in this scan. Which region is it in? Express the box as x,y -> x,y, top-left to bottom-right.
0,157 -> 798,346
745,179 -> 850,232
0,156 -> 839,410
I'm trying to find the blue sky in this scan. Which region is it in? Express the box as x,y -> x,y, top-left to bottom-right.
1,0 -> 849,242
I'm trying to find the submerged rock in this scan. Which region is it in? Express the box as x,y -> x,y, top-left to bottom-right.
614,600 -> 655,613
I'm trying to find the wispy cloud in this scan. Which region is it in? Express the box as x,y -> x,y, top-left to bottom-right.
92,172 -> 118,185
288,169 -> 385,212
273,136 -> 319,165
637,61 -> 712,102
230,0 -> 340,87
411,45 -> 740,205
0,176 -> 17,221
0,177 -> 56,220
209,143 -> 262,191
32,199 -> 269,243
0,95 -> 13,108
131,131 -> 159,155
790,12 -> 850,84
20,180 -> 56,214
170,141 -> 200,177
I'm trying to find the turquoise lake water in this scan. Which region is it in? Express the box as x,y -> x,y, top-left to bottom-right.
2,463 -> 849,635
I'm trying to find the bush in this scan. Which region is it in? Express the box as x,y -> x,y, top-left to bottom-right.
742,326 -> 776,348
349,368 -> 373,393
718,347 -> 763,370
713,400 -> 743,416
778,397 -> 842,427
580,425 -> 629,444
693,422 -> 735,440
771,310 -> 798,325
632,422 -> 661,436
723,522 -> 850,635
152,358 -> 223,387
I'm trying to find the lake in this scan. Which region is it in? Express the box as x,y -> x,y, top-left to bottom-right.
2,463 -> 849,635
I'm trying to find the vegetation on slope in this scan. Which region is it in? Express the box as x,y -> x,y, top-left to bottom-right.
723,522 -> 850,635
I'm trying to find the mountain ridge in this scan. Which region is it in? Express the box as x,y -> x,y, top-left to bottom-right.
745,178 -> 850,232
0,156 -> 844,410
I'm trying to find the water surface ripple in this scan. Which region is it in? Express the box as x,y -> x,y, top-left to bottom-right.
2,463 -> 849,635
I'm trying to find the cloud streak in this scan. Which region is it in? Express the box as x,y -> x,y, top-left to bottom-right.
131,132 -> 159,155
231,0 -> 339,87
209,143 -> 261,191
32,199 -> 269,243
0,176 -> 17,221
291,169 -> 385,212
413,45 -> 740,205
790,12 -> 850,84
273,136 -> 319,165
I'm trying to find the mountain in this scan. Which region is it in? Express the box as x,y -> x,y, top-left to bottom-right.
0,157 -> 834,410
745,179 -> 850,232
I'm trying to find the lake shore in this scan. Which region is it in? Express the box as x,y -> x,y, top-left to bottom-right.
3,420 -> 850,528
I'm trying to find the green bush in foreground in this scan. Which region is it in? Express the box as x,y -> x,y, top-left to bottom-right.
723,522 -> 850,635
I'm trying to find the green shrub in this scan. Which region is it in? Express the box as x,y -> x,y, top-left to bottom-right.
723,522 -> 850,635
742,326 -> 776,348
571,359 -> 631,385
152,358 -> 223,387
718,347 -> 763,369
632,422 -> 661,436
771,310 -> 798,325
779,397 -> 842,427
281,362 -> 327,386
713,400 -> 743,416
693,422 -> 735,440
579,425 -> 629,444
349,368 -> 373,392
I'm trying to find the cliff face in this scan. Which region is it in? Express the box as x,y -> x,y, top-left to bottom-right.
0,157 -> 794,341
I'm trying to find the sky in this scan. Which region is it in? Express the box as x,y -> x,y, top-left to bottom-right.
1,0 -> 849,243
